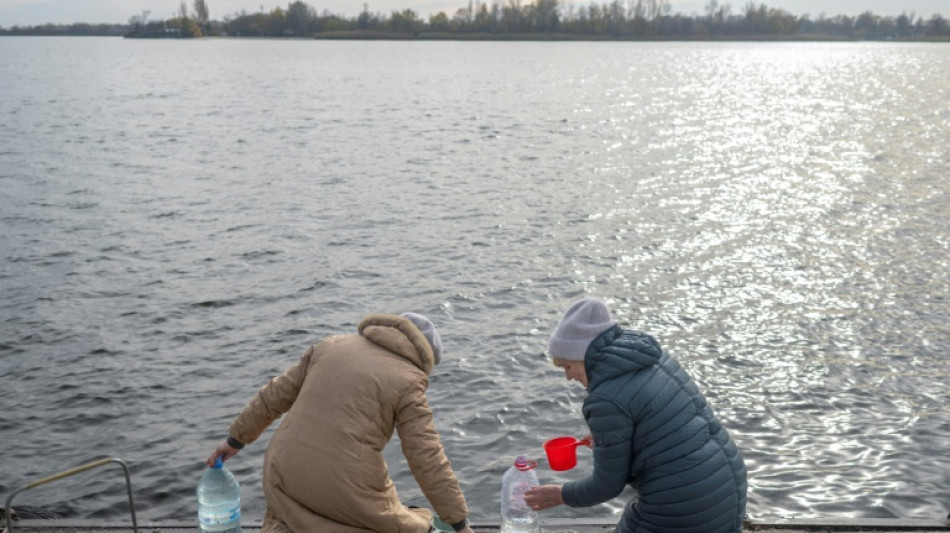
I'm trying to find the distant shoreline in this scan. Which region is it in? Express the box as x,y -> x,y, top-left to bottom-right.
0,31 -> 940,42
308,30 -> 950,42
6,0 -> 949,43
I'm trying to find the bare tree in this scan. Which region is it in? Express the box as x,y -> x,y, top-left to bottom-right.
194,0 -> 210,23
286,1 -> 314,35
129,9 -> 150,31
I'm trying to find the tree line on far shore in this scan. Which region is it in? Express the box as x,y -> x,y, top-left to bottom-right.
1,0 -> 948,40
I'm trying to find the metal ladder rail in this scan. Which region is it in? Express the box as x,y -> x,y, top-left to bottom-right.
3,457 -> 138,533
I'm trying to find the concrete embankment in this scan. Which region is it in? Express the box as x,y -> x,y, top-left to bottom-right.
5,516 -> 950,533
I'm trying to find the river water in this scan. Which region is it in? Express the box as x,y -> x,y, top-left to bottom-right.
1,36 -> 948,524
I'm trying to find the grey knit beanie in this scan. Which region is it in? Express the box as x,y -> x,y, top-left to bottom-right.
547,298 -> 616,361
401,312 -> 443,365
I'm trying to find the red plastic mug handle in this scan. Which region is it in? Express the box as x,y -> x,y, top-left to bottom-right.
578,435 -> 592,447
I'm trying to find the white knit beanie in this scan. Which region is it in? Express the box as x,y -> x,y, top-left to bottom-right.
401,312 -> 443,365
547,298 -> 616,361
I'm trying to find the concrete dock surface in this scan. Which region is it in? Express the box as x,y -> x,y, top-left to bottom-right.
5,517 -> 950,533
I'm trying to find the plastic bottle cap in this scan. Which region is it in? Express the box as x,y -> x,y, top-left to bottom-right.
514,455 -> 538,471
213,457 -> 223,469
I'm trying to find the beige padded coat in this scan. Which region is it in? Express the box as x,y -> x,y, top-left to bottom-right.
228,314 -> 469,532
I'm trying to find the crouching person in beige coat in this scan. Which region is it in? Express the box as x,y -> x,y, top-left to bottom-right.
205,313 -> 475,533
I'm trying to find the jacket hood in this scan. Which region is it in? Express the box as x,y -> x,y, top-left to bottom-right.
585,325 -> 663,391
358,313 -> 436,376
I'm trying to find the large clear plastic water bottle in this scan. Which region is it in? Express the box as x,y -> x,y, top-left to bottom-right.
500,455 -> 540,533
197,457 -> 241,533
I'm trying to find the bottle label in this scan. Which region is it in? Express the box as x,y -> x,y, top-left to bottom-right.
199,505 -> 240,524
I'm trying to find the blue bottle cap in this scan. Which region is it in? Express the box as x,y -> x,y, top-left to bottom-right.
213,457 -> 224,469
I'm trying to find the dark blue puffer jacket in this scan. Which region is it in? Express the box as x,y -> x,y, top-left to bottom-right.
561,325 -> 747,533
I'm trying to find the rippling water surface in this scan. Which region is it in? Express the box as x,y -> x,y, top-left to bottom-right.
1,37 -> 948,523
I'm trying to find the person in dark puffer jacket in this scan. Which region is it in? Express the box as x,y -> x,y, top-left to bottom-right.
525,297 -> 747,533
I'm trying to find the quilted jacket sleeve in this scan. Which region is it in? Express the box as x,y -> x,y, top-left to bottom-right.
395,376 -> 469,526
562,394 -> 633,507
228,344 -> 315,445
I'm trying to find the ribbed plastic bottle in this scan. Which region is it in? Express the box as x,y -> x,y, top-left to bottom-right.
197,457 -> 241,533
500,455 -> 540,533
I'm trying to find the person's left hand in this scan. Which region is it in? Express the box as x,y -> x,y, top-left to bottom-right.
524,484 -> 564,511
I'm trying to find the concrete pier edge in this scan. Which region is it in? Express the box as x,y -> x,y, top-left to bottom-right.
5,516 -> 950,533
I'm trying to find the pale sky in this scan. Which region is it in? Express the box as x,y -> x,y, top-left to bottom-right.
0,0 -> 947,27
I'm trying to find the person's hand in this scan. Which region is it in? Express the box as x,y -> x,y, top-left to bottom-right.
580,433 -> 593,448
456,527 -> 476,533
524,484 -> 564,511
206,441 -> 240,467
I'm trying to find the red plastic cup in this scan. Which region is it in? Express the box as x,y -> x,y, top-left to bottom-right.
543,436 -> 591,471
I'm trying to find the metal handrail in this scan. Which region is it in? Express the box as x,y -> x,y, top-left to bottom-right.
3,457 -> 138,533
